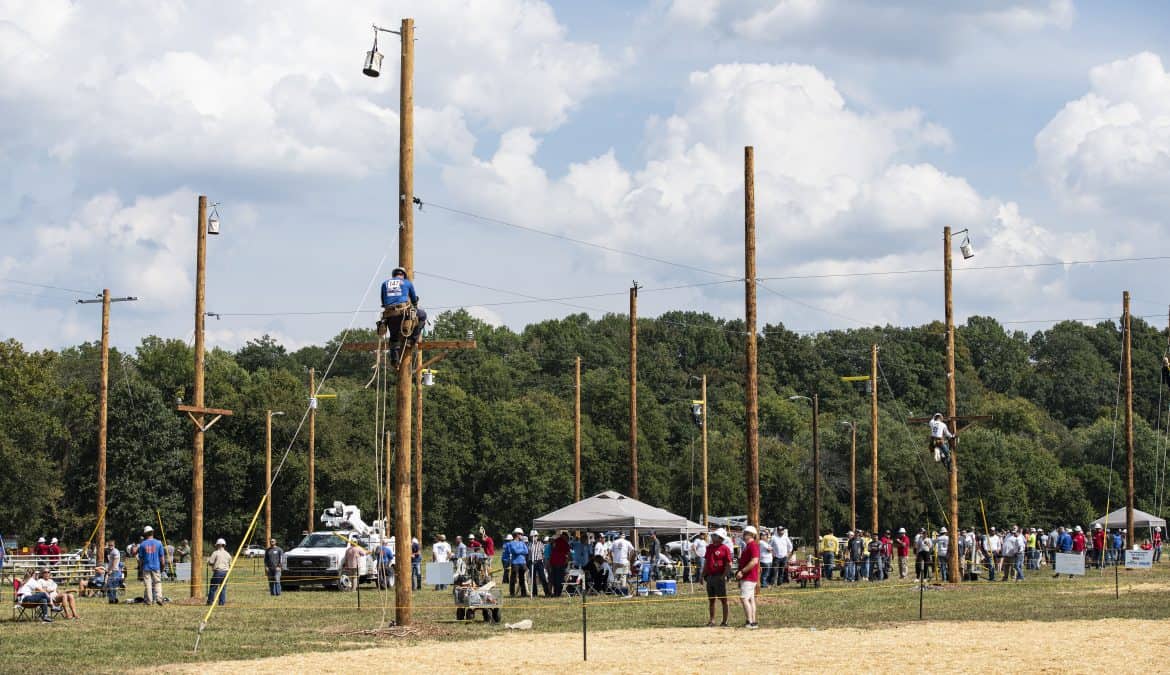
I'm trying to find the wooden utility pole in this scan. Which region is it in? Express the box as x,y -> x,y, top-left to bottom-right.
393,16 -> 416,627
943,226 -> 961,584
744,146 -> 760,529
384,430 -> 392,533
191,194 -> 208,599
871,344 -> 879,535
265,410 -> 283,545
307,367 -> 316,533
1123,291 -> 1135,547
574,355 -> 582,502
629,283 -> 639,499
701,374 -> 709,527
812,393 -> 821,539
414,348 -> 423,540
77,288 -> 136,556
848,421 -> 857,533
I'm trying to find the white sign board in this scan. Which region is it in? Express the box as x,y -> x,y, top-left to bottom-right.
1124,549 -> 1153,569
173,562 -> 192,582
425,561 -> 453,585
1054,552 -> 1085,576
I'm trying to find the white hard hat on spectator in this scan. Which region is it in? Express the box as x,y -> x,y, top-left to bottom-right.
215,538 -> 226,546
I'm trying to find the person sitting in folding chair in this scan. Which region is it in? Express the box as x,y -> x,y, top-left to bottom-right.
929,413 -> 955,471
376,267 -> 427,365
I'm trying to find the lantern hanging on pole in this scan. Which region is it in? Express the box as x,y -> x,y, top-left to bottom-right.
207,203 -> 221,235
959,233 -> 975,260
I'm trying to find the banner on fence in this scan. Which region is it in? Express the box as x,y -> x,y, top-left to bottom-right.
1054,552 -> 1085,576
173,562 -> 191,581
1124,549 -> 1153,569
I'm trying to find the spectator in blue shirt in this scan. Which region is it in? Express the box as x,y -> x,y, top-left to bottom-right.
410,538 -> 422,590
571,533 -> 590,569
377,541 -> 395,589
505,529 -> 530,597
137,526 -> 166,605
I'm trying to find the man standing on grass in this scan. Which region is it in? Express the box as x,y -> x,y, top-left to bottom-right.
703,529 -> 732,627
735,526 -> 761,629
549,531 -> 571,597
609,532 -> 634,595
137,525 -> 165,606
207,538 -> 231,605
265,538 -> 283,596
819,529 -> 838,581
505,528 -> 529,597
432,534 -> 452,591
894,528 -> 910,579
936,528 -> 950,582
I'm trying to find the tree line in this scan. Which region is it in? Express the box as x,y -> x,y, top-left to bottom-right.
2,309 -> 1167,549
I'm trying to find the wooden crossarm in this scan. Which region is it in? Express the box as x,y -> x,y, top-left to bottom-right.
177,405 -> 234,416
342,339 -> 477,352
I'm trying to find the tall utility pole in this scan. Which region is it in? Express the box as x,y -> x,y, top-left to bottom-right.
265,410 -> 284,545
1123,291 -> 1135,547
744,145 -> 760,530
307,367 -> 316,533
78,288 -> 136,556
845,421 -> 857,533
701,374 -> 709,527
812,393 -> 821,539
414,349 -> 423,540
871,343 -> 879,535
392,16 -> 417,627
574,355 -> 582,502
943,226 -> 961,584
191,195 -> 209,599
629,283 -> 639,499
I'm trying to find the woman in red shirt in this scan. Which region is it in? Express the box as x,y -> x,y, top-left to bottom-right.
735,525 -> 761,629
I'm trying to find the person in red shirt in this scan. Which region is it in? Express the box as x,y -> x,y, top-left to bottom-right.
703,529 -> 733,627
548,531 -> 572,597
1154,526 -> 1163,563
894,528 -> 911,578
479,528 -> 495,573
735,525 -> 761,629
1071,526 -> 1086,553
1092,525 -> 1106,568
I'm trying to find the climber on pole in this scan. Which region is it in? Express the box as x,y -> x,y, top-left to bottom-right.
377,267 -> 426,365
929,412 -> 954,471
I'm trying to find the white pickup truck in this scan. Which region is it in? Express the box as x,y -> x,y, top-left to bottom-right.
281,501 -> 386,590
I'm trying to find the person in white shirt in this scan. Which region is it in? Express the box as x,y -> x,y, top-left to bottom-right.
17,570 -> 54,622
914,529 -> 933,580
758,529 -> 774,588
691,534 -> 708,579
929,413 -> 955,468
935,527 -> 951,582
609,533 -> 634,592
432,534 -> 453,590
593,533 -> 607,559
38,568 -> 78,618
773,527 -> 794,584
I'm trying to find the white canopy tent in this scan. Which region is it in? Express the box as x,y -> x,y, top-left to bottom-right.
1091,507 -> 1166,529
532,490 -> 706,534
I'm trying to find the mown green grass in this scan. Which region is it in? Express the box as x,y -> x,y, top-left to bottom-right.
7,557 -> 1170,673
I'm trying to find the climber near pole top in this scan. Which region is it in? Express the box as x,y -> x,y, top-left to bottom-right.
929,412 -> 954,471
377,267 -> 426,364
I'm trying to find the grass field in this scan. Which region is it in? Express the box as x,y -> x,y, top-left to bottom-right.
6,557 -> 1169,673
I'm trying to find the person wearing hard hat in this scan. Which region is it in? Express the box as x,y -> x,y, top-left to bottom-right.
735,526 -> 761,629
505,528 -> 530,597
377,267 -> 427,362
206,538 -> 231,605
137,525 -> 166,605
703,529 -> 732,627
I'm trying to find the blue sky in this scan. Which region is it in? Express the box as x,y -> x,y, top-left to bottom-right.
2,0 -> 1168,351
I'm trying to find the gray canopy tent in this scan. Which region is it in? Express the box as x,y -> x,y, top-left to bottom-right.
1091,507 -> 1166,530
532,490 -> 706,534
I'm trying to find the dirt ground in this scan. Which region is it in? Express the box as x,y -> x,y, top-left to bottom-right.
169,618 -> 1165,673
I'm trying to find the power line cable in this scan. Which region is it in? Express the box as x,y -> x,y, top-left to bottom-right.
0,278 -> 94,295
422,199 -> 738,280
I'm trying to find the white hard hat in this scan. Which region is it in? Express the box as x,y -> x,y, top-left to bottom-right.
743,525 -> 758,536
143,526 -> 153,534
713,528 -> 728,541
215,538 -> 226,546
898,528 -> 906,534
513,527 -> 524,534
37,537 -> 45,543
51,537 -> 59,543
505,534 -> 513,541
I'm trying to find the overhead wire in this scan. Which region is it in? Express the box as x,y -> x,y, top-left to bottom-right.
0,277 -> 94,295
